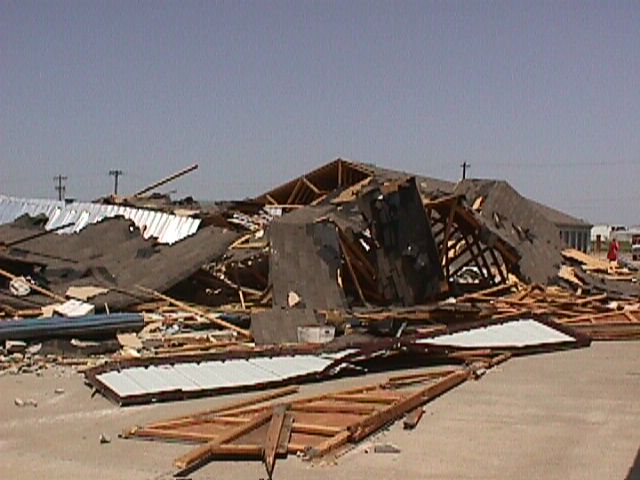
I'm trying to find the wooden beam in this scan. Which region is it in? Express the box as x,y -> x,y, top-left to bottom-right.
153,386 -> 298,427
488,247 -> 507,284
403,407 -> 424,430
174,410 -> 272,470
0,267 -> 66,303
330,393 -> 402,404
137,286 -> 252,338
134,163 -> 198,197
305,430 -> 350,459
338,231 -> 376,278
291,422 -> 343,436
265,194 -> 278,205
127,427 -> 218,442
458,282 -> 515,301
387,368 -> 460,384
286,179 -> 304,204
301,176 -> 321,194
339,237 -> 368,306
349,370 -> 469,442
264,405 -> 288,478
209,444 -> 263,457
439,199 -> 458,268
228,233 -> 253,250
292,403 -> 376,415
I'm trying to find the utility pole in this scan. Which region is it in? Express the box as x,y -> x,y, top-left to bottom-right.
109,169 -> 124,195
460,161 -> 470,180
53,175 -> 67,201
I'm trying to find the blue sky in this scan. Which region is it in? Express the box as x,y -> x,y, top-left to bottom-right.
1,1 -> 639,224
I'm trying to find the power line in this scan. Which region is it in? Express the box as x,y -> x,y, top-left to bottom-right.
478,160 -> 638,168
53,174 -> 67,201
109,169 -> 124,195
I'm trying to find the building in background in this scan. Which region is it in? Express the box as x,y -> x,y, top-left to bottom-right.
531,201 -> 593,252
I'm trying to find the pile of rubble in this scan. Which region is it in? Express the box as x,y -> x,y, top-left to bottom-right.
1,158 -> 638,476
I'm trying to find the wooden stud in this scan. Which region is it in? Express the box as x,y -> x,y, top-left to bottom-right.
291,422 -> 343,436
301,176 -> 321,194
277,414 -> 294,455
264,405 -> 288,478
286,179 -> 304,204
292,403 -> 376,415
339,237 -> 368,306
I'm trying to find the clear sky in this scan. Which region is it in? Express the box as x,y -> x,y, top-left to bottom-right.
1,1 -> 638,225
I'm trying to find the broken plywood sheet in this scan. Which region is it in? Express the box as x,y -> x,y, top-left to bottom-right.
0,217 -> 241,311
269,217 -> 347,310
358,177 -> 445,305
66,285 -> 109,300
250,308 -> 321,345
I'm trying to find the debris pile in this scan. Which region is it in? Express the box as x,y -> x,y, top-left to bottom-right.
1,158 -> 638,476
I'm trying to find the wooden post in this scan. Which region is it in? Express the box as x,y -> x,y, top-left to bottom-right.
133,164 -> 198,197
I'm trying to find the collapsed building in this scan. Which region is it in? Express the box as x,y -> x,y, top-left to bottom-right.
0,158 -> 636,330
0,159 -> 638,476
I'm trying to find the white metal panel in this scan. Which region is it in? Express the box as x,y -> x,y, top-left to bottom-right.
94,351 -> 353,399
416,319 -> 575,348
251,355 -> 332,378
0,195 -> 201,244
96,370 -> 148,397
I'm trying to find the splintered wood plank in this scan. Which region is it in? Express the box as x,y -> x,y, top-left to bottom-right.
264,406 -> 288,478
403,407 -> 424,430
277,414 -> 294,455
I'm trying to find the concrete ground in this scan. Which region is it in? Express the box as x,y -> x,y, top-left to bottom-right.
1,342 -> 639,480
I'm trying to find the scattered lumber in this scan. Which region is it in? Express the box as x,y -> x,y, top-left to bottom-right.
125,364 -> 491,477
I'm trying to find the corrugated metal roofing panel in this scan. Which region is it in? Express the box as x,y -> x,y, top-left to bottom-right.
0,195 -> 200,244
416,319 -> 575,348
